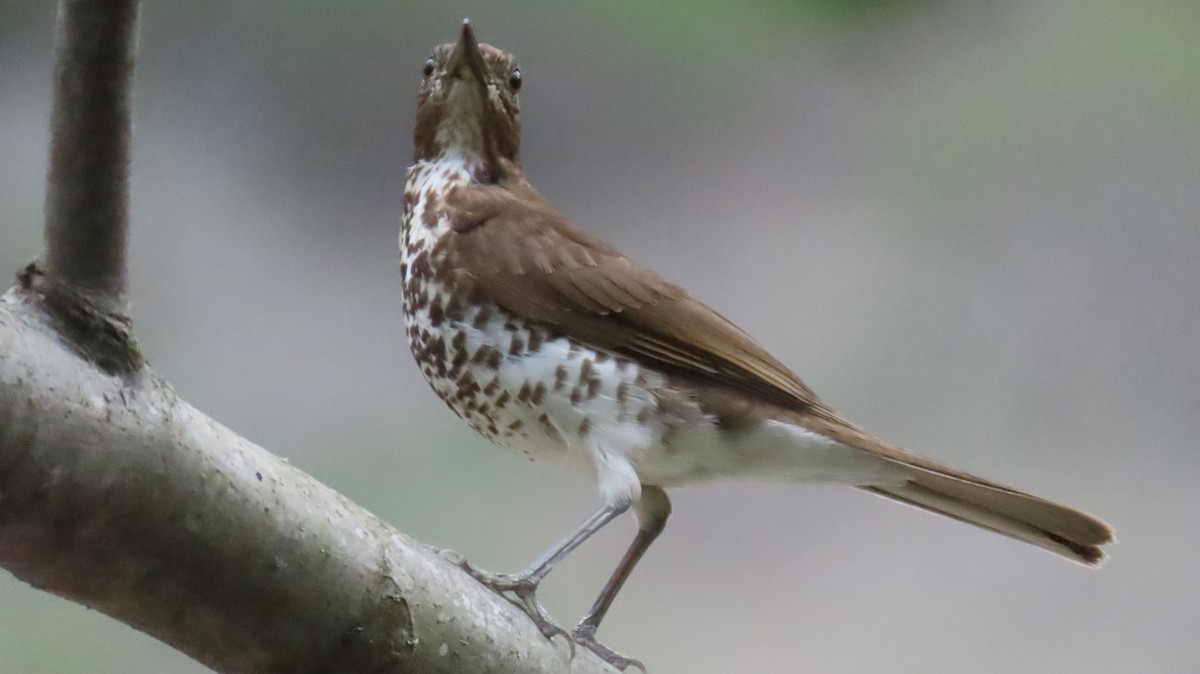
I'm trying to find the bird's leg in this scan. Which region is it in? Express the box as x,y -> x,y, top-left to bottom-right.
571,486 -> 672,672
447,501 -> 629,642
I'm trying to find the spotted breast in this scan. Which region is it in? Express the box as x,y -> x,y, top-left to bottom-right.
401,157 -> 706,505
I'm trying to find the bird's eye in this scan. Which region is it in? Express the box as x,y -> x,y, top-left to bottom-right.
508,68 -> 522,92
423,57 -> 435,78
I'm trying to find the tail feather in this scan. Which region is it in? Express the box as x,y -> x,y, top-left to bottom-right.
862,466 -> 1114,566
759,405 -> 1114,564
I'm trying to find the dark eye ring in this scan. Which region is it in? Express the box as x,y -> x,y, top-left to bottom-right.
508,68 -> 522,92
423,57 -> 435,77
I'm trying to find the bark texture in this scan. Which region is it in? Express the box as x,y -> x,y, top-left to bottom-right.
0,285 -> 615,673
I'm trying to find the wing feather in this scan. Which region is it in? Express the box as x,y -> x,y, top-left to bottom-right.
443,182 -> 822,411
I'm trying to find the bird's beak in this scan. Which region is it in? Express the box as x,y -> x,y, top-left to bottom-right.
447,18 -> 489,84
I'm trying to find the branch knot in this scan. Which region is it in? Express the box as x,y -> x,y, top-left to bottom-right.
17,261 -> 142,375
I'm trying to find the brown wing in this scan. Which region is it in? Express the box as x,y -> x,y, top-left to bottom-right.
441,181 -> 824,412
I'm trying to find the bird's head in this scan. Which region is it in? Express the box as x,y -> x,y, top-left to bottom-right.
413,19 -> 522,180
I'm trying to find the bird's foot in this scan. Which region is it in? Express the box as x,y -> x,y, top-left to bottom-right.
420,542 -> 448,556
571,624 -> 645,672
437,549 -> 572,647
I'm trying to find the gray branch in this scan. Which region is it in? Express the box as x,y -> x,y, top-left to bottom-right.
0,287 -> 616,673
43,0 -> 138,310
1,1 -> 621,672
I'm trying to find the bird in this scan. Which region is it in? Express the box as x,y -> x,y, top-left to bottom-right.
400,19 -> 1114,671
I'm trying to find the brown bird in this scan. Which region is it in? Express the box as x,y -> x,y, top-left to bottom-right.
400,19 -> 1114,670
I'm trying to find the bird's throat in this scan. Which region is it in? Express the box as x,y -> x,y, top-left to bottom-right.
433,80 -> 488,163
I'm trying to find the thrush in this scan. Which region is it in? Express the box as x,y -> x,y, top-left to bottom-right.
400,19 -> 1114,670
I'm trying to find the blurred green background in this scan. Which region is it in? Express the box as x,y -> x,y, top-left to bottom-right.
2,1 -> 1198,672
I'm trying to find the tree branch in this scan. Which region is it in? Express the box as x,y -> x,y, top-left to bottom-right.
43,0 -> 137,309
1,1 -> 622,672
0,288 -> 616,673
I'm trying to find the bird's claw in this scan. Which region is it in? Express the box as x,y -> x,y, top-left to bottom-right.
447,555 -> 574,654
572,624 -> 646,672
434,549 -> 642,668
508,582 -> 574,649
421,542 -> 453,559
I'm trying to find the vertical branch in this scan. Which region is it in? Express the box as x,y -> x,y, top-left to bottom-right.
42,0 -> 140,308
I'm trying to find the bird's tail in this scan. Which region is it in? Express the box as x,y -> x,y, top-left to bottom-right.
860,460 -> 1114,565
